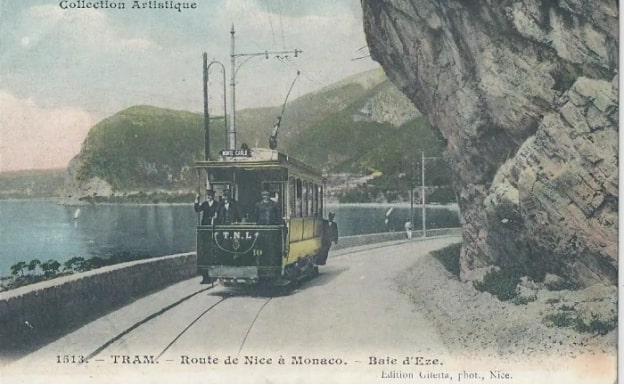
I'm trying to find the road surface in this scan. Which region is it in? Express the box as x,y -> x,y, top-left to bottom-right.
5,237 -> 460,383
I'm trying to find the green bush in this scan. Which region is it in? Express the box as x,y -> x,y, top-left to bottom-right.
544,312 -> 576,328
431,243 -> 461,278
544,311 -> 617,335
575,313 -> 618,335
473,266 -> 524,301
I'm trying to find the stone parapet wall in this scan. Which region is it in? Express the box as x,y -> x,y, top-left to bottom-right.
0,252 -> 196,359
332,227 -> 462,250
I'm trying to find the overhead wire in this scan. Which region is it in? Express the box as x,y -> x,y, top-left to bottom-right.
264,0 -> 277,48
276,56 -> 331,90
277,0 -> 286,49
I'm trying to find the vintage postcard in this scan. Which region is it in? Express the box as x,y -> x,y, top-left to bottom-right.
0,1 -> 618,383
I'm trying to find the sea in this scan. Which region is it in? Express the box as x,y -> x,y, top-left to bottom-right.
0,200 -> 460,277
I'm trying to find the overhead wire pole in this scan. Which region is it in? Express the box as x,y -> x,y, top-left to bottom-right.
229,24 -> 301,150
421,152 -> 441,238
421,152 -> 426,238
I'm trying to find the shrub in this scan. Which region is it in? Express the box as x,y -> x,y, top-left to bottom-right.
575,313 -> 618,335
473,266 -> 524,301
544,311 -> 617,335
544,312 -> 576,328
513,294 -> 537,305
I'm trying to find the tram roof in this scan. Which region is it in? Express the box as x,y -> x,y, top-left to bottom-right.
194,148 -> 323,179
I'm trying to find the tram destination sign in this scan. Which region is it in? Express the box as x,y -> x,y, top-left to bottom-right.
220,149 -> 251,157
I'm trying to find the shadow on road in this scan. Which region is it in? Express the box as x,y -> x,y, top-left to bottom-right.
206,265 -> 348,298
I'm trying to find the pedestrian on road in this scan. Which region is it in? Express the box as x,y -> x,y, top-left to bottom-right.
404,220 -> 413,240
317,212 -> 338,265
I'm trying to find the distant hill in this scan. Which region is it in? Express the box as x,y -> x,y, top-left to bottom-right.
65,68 -> 452,202
0,169 -> 66,199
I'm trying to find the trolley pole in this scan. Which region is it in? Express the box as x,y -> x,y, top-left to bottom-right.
203,54 -> 227,160
229,24 -> 301,150
409,157 -> 414,226
421,151 -> 426,238
229,25 -> 236,150
203,53 -> 209,160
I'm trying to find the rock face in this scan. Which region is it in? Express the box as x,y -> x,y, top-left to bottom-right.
353,81 -> 422,126
361,0 -> 618,286
63,154 -> 113,204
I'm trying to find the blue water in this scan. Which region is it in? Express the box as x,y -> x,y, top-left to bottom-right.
0,201 -> 459,276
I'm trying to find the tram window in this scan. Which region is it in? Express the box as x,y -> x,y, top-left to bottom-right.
306,181 -> 312,216
302,181 -> 308,217
262,182 -> 284,214
211,183 -> 232,202
308,182 -> 313,217
289,177 -> 296,218
317,183 -> 321,216
296,178 -> 303,217
319,185 -> 324,216
313,183 -> 319,216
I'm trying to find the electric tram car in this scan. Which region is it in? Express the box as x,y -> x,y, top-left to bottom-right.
195,147 -> 326,287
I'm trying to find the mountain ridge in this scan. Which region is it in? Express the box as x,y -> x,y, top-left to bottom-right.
62,68 -> 449,203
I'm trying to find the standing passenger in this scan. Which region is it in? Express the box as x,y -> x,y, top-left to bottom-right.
216,190 -> 241,224
254,190 -> 281,225
194,189 -> 218,225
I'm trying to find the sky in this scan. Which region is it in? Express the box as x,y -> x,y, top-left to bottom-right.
0,0 -> 379,171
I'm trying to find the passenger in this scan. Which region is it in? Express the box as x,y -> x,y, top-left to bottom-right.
317,212 -> 338,265
253,190 -> 281,225
194,189 -> 218,225
216,190 -> 242,224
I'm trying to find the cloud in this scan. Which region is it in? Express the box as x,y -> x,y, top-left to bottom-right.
19,5 -> 160,53
0,1 -> 379,172
0,91 -> 94,171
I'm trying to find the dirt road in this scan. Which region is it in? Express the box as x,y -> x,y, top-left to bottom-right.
5,238 -> 459,383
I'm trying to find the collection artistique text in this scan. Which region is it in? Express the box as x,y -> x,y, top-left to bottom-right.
59,1 -> 198,12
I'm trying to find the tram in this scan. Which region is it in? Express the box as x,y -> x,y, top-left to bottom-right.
195,147 -> 326,286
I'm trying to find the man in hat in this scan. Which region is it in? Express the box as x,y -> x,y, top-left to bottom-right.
194,189 -> 218,225
317,212 -> 338,265
216,189 -> 241,224
253,190 -> 281,225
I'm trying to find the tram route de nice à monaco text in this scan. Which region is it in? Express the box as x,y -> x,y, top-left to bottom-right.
59,1 -> 198,12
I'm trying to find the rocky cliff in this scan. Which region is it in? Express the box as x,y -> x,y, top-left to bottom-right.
362,0 -> 618,286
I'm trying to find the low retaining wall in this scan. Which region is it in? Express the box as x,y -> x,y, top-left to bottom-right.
0,252 -> 196,359
0,228 -> 461,360
332,227 -> 462,250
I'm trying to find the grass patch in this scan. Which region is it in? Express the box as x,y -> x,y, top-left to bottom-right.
544,312 -> 577,328
473,266 -> 524,301
544,311 -> 617,335
430,243 -> 461,278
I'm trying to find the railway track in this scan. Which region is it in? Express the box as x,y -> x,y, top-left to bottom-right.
80,241 -> 422,363
82,282 -> 294,364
